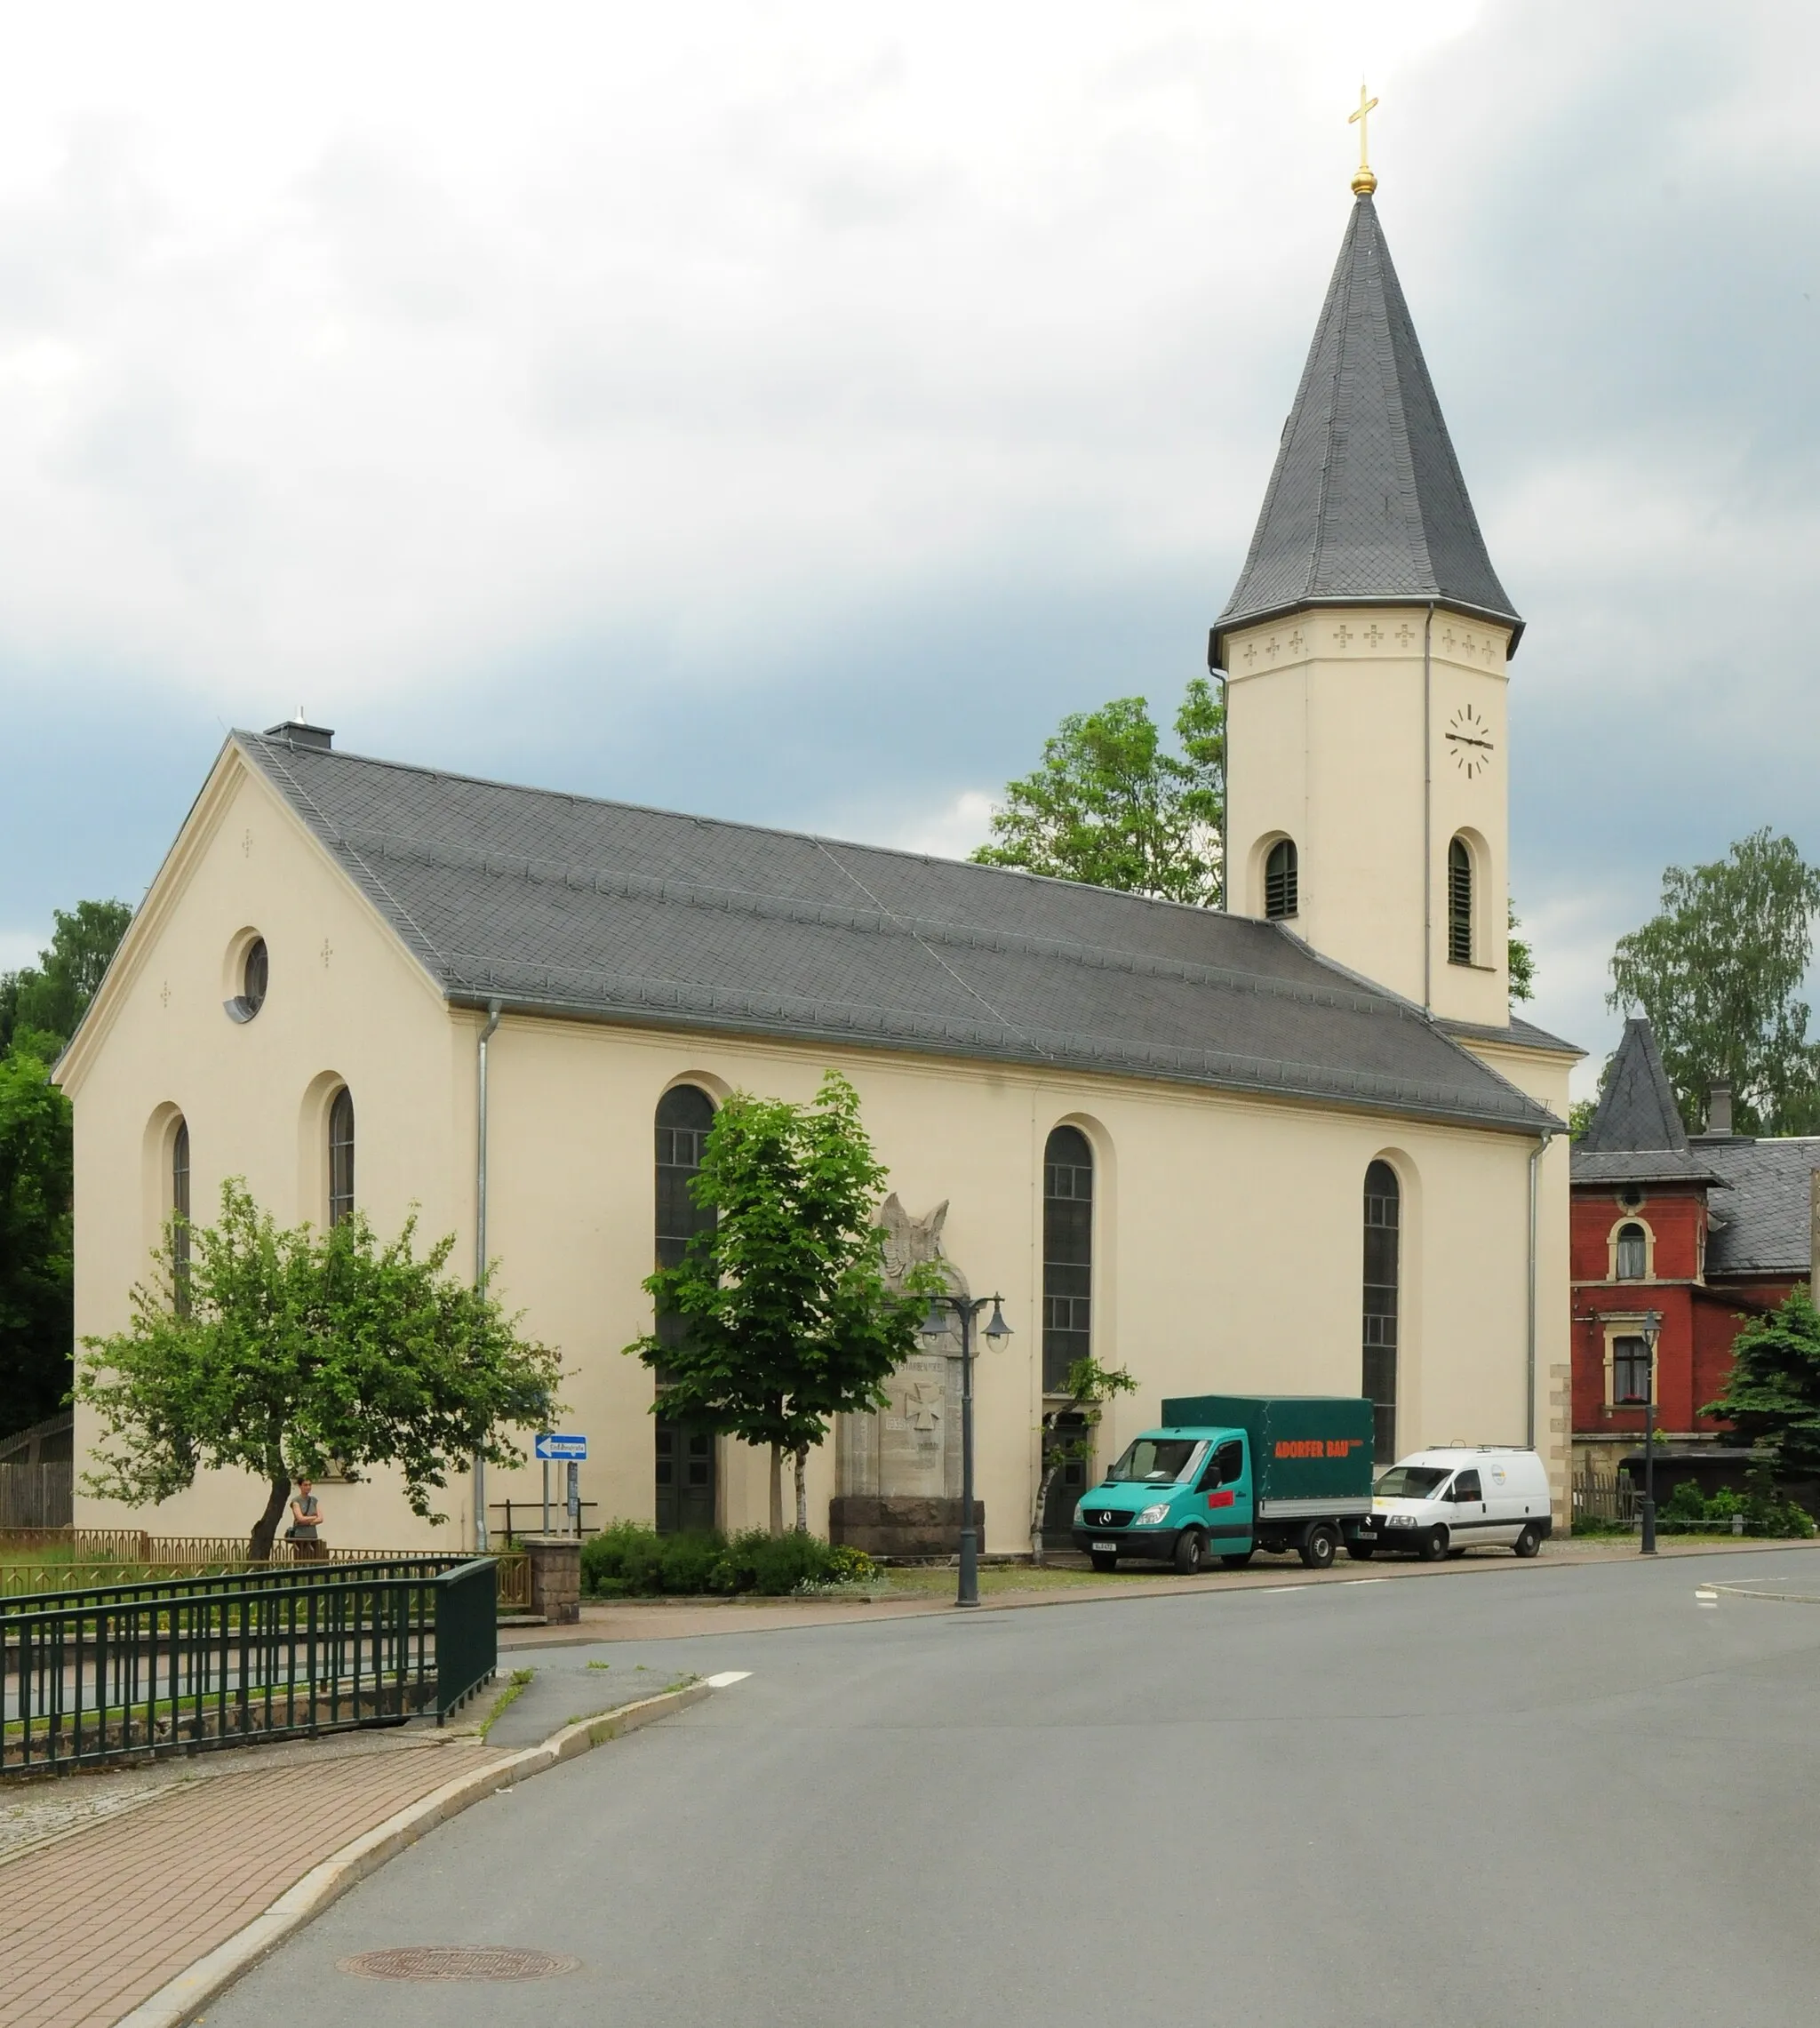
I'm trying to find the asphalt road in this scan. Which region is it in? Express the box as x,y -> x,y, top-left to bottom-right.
207,1548 -> 1820,2028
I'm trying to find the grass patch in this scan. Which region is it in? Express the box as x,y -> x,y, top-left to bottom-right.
478,1667 -> 535,1740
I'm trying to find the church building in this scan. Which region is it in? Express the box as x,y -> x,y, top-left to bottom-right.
58,163 -> 1579,1553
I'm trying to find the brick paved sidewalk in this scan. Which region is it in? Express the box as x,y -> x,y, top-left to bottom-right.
0,1731 -> 508,2028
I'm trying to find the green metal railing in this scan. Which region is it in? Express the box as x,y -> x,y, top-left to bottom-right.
2,1556 -> 499,1774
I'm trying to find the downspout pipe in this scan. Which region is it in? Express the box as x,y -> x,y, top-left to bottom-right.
1527,1128 -> 1553,1452
473,998 -> 504,1552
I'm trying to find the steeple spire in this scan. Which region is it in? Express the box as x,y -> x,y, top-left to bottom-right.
1216,190 -> 1522,654
1348,83 -> 1378,197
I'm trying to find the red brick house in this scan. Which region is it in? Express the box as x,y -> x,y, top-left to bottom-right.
1570,1018 -> 1816,1495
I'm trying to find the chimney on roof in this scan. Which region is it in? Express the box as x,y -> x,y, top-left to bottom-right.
264,720 -> 334,753
1704,1082 -> 1733,1138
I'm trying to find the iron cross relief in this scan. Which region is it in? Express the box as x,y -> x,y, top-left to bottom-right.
1446,703 -> 1496,780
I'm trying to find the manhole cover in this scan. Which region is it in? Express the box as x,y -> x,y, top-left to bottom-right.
339,1945 -> 579,1982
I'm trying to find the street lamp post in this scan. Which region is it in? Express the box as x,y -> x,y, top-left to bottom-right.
1639,1307 -> 1664,1556
920,1293 -> 1012,1608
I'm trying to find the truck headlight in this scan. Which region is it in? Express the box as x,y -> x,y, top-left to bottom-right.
1137,1504 -> 1171,1527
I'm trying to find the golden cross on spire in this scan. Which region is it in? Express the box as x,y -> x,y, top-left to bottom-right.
1348,82 -> 1378,196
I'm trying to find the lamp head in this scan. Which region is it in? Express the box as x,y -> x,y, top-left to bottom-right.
1642,1308 -> 1664,1345
919,1297 -> 952,1342
984,1297 -> 1012,1343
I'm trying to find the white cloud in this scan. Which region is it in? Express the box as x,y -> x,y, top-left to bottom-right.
882,789 -> 997,863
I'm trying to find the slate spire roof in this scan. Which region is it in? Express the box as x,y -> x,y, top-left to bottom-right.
1217,194 -> 1522,651
1573,1018 -> 1720,1186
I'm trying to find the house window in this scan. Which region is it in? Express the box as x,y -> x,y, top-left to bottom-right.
1362,1160 -> 1400,1465
172,1118 -> 191,1314
1612,1335 -> 1652,1406
1265,839 -> 1298,920
1448,837 -> 1473,965
327,1087 -> 355,1227
1042,1126 -> 1094,1392
654,1084 -> 718,1534
1615,1222 -> 1648,1281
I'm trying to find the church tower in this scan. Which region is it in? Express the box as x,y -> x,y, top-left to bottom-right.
1213,137 -> 1521,1028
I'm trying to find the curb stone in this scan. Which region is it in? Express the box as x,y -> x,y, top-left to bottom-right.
109,1679 -> 713,2028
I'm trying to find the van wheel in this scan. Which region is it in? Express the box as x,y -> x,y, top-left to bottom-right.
1345,1541 -> 1376,1561
1419,1527 -> 1450,1561
1298,1525 -> 1338,1570
1513,1524 -> 1542,1558
1172,1529 -> 1208,1575
1089,1552 -> 1118,1574
1219,1550 -> 1255,1569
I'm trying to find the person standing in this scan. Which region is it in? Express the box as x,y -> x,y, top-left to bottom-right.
288,1478 -> 326,1561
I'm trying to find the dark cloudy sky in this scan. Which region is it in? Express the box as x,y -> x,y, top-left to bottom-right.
3,0 -> 1816,1094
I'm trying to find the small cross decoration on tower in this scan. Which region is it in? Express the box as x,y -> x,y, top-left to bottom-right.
1349,83 -> 1379,196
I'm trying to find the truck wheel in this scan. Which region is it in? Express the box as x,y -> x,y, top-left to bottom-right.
1298,1525 -> 1338,1570
1513,1523 -> 1542,1558
1172,1529 -> 1207,1575
1090,1552 -> 1118,1573
1345,1541 -> 1376,1561
1419,1526 -> 1450,1561
1219,1550 -> 1255,1569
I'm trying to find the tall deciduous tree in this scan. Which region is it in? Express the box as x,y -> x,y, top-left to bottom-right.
1608,829 -> 1820,1134
77,1181 -> 563,1558
625,1071 -> 937,1534
1704,1286 -> 1820,1481
971,681 -> 1225,906
0,1034 -> 75,1438
0,900 -> 134,1055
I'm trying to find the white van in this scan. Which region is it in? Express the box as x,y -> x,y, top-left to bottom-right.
1355,1447 -> 1553,1561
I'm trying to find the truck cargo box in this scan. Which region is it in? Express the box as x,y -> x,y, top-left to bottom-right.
1161,1394 -> 1374,1515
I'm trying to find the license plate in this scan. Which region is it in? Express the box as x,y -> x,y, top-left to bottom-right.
1091,1540 -> 1116,1553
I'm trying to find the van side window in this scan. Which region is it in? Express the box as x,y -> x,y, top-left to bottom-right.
1453,1469 -> 1482,1502
1199,1441 -> 1243,1490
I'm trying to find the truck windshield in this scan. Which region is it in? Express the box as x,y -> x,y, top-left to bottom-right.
1106,1439 -> 1205,1485
1375,1465 -> 1449,1500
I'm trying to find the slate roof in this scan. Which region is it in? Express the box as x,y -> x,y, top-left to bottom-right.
1216,194 -> 1522,652
1572,1018 -> 1721,1186
1703,1138 -> 1819,1277
237,731 -> 1558,1136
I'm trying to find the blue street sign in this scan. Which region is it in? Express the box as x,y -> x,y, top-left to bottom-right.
534,1432 -> 587,1461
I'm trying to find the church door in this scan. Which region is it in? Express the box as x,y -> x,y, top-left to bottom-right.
1040,1415 -> 1091,1550
654,1422 -> 718,1536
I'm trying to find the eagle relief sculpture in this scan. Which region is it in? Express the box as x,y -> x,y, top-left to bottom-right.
878,1194 -> 969,1305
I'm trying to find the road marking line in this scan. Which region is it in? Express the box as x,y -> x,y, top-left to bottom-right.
704,1671 -> 752,1688
1341,1577 -> 1391,1585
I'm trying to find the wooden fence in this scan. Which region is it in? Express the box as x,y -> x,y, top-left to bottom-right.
0,1464 -> 73,1529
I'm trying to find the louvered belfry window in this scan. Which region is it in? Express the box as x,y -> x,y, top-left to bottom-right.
1042,1126 -> 1093,1393
1362,1160 -> 1400,1465
1264,838 -> 1298,920
1448,836 -> 1473,965
328,1087 -> 355,1227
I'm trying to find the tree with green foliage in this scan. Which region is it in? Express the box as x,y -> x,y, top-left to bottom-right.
1029,1353 -> 1138,1566
77,1180 -> 563,1559
0,899 -> 133,1442
1704,1285 -> 1820,1482
0,1034 -> 75,1437
1608,829 -> 1820,1135
1507,903 -> 1535,1003
0,899 -> 134,1055
624,1070 -> 938,1535
971,681 -> 1225,905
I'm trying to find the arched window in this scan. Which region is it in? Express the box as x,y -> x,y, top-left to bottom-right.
1615,1222 -> 1648,1281
1362,1161 -> 1400,1465
1448,837 -> 1473,965
1042,1126 -> 1094,1392
1265,839 -> 1298,920
172,1118 -> 191,1314
654,1085 -> 717,1534
328,1088 -> 355,1227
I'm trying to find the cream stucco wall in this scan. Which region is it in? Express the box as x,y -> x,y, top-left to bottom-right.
1224,605 -> 1512,1026
61,744 -> 1571,1551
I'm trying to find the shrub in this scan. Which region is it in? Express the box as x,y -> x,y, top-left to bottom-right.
579,1522 -> 879,1597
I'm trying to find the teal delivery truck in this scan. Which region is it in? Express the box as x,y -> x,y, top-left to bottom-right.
1071,1394 -> 1375,1575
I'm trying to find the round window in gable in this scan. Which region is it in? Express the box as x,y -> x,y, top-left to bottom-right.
225,937 -> 269,1024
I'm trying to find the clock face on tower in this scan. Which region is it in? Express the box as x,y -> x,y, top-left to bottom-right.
1445,704 -> 1496,780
